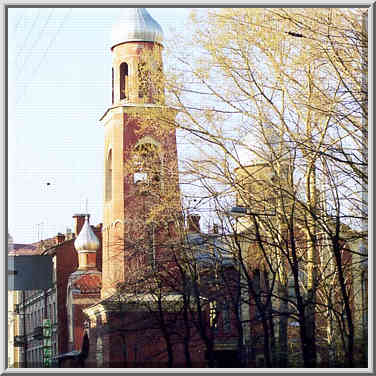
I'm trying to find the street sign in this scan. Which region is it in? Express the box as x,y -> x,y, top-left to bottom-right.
43,319 -> 52,367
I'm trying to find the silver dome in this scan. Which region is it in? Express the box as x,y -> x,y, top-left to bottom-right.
111,8 -> 163,49
74,216 -> 100,252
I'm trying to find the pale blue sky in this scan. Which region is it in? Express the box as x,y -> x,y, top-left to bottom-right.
8,7 -> 196,243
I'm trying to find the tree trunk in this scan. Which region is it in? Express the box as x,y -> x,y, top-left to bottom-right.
278,286 -> 289,367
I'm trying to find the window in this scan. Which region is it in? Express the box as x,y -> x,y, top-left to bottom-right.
132,143 -> 161,186
105,149 -> 112,201
25,314 -> 29,334
209,300 -> 218,330
120,62 -> 128,100
138,61 -> 153,100
96,314 -> 102,327
223,302 -> 231,333
96,337 -> 104,367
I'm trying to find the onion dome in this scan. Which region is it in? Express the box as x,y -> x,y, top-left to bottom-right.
111,8 -> 163,49
74,216 -> 99,252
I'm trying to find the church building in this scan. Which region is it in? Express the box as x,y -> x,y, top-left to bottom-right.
66,8 -> 207,367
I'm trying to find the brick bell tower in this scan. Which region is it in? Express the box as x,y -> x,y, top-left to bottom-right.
100,8 -> 180,298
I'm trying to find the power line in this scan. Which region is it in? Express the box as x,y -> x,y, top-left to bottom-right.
16,9 -> 72,105
14,8 -> 42,68
15,8 -> 54,82
16,8 -> 54,80
12,9 -> 27,34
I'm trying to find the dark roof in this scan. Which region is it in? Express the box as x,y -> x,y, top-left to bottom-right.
9,237 -> 58,255
8,244 -> 41,255
13,243 -> 37,251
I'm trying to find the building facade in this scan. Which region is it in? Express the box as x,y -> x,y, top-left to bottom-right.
10,214 -> 102,368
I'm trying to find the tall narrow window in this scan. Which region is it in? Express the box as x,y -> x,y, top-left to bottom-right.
96,337 -> 104,367
223,302 -> 231,333
111,68 -> 114,104
138,62 -> 150,99
120,63 -> 128,100
209,300 -> 218,330
105,149 -> 112,201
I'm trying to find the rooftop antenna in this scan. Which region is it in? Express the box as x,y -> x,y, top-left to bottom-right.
36,222 -> 43,242
85,198 -> 88,214
79,192 -> 86,213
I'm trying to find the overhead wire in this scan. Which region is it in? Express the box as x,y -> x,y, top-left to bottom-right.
15,8 -> 54,82
14,8 -> 42,68
12,9 -> 27,34
16,8 -> 72,105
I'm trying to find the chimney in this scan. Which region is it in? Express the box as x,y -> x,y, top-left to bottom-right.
65,228 -> 73,240
73,214 -> 89,237
55,233 -> 65,244
188,214 -> 200,233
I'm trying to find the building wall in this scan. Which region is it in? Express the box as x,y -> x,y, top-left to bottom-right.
85,309 -> 206,368
17,288 -> 58,367
54,227 -> 102,354
72,297 -> 100,352
54,239 -> 77,355
8,291 -> 16,367
13,224 -> 102,367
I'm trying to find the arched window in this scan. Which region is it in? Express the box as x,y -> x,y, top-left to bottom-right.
96,337 -> 104,367
132,143 -> 161,185
105,149 -> 112,201
120,63 -> 128,100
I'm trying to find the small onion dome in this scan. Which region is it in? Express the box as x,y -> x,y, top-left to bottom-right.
111,8 -> 163,49
74,216 -> 99,252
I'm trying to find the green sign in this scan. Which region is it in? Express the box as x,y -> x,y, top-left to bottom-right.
43,319 -> 52,368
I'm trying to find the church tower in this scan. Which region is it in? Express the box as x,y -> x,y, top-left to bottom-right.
100,9 -> 180,298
